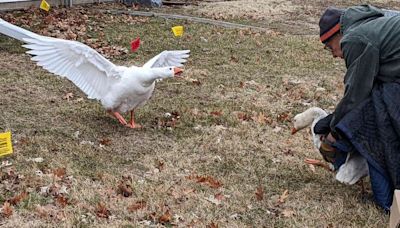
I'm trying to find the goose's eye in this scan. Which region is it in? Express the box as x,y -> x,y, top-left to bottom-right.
169,68 -> 172,70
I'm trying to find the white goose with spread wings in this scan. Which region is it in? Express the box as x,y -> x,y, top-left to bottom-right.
0,18 -> 190,128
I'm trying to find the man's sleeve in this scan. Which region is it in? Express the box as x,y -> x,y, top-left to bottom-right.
330,36 -> 380,133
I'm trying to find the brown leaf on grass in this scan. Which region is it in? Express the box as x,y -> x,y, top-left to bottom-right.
282,208 -> 295,217
210,111 -> 223,117
2,202 -> 13,218
156,160 -> 165,172
95,202 -> 111,218
8,191 -> 28,205
239,81 -> 245,88
117,182 -> 133,197
63,92 -> 74,101
277,112 -> 291,123
53,168 -> 66,178
55,196 -> 68,208
34,205 -> 47,218
230,55 -> 239,63
127,200 -> 147,212
99,138 -> 112,146
278,190 -> 289,204
35,204 -> 65,220
207,222 -> 218,228
283,149 -> 294,156
187,78 -> 201,86
159,209 -> 172,223
183,188 -> 196,195
237,112 -> 252,121
251,112 -> 272,124
214,192 -> 224,201
190,108 -> 201,116
146,211 -> 157,221
255,186 -> 264,201
186,175 -> 222,189
170,188 -> 196,200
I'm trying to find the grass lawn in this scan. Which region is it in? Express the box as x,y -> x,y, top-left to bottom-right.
0,1 -> 397,227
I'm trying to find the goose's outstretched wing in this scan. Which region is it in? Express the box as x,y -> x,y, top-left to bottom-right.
0,18 -> 39,42
143,50 -> 190,68
0,19 -> 123,100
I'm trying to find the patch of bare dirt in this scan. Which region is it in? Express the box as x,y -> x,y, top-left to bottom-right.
191,0 -> 299,20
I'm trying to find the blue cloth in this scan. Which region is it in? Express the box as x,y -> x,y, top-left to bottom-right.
333,81 -> 400,210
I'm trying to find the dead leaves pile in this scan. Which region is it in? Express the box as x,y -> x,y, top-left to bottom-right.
0,166 -> 73,220
1,5 -> 149,58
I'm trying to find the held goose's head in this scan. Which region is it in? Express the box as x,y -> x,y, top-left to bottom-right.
292,107 -> 327,134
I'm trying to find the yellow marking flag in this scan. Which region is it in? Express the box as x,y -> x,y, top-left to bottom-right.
40,0 -> 50,11
171,26 -> 184,37
0,131 -> 13,157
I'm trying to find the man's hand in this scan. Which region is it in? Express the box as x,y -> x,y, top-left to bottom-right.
319,132 -> 338,164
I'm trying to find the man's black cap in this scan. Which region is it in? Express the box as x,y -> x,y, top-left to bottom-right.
319,7 -> 344,43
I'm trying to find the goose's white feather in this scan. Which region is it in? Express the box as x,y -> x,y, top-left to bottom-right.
293,107 -> 328,149
336,152 -> 369,185
293,107 -> 369,185
0,19 -> 190,115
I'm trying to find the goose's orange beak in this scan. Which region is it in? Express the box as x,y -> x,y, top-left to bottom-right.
291,128 -> 298,135
174,67 -> 183,77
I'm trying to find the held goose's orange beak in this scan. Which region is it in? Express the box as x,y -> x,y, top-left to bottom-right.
291,128 -> 298,135
174,67 -> 183,77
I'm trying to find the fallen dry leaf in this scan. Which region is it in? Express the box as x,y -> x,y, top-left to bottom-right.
8,191 -> 28,205
2,202 -> 13,218
55,196 -> 69,208
63,92 -> 74,101
170,187 -> 196,200
255,186 -> 264,201
159,209 -> 172,223
214,193 -> 224,201
278,190 -> 289,204
283,149 -> 294,156
183,188 -> 196,195
117,182 -> 133,197
95,203 -> 111,219
282,208 -> 295,217
53,168 -> 66,178
205,195 -> 222,205
252,112 -> 272,124
210,111 -> 223,117
186,175 -> 222,189
277,112 -> 291,123
156,160 -> 165,172
237,112 -> 252,121
99,138 -> 112,146
127,200 -> 147,212
207,222 -> 219,228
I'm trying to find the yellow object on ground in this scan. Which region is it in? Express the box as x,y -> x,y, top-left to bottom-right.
171,26 -> 184,37
40,0 -> 50,11
0,131 -> 13,157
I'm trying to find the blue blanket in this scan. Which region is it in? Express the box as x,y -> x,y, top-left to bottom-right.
334,81 -> 400,210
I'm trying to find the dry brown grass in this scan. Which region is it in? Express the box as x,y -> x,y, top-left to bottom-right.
0,0 -> 397,227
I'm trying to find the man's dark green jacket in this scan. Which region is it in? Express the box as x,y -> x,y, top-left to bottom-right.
331,5 -> 400,130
